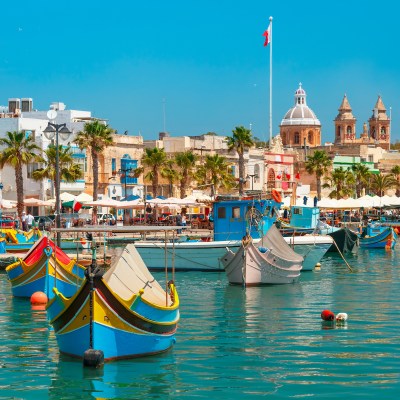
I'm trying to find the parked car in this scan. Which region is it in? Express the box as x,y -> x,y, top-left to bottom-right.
97,213 -> 116,225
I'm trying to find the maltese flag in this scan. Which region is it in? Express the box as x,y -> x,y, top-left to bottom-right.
263,24 -> 271,46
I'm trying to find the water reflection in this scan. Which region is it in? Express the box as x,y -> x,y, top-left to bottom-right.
49,354 -> 179,400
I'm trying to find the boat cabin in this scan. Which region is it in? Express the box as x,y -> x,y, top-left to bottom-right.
289,206 -> 320,229
212,197 -> 281,241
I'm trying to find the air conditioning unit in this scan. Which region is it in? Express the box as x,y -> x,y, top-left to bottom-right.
21,98 -> 33,112
8,98 -> 20,113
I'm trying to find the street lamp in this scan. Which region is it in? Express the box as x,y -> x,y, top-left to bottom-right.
43,110 -> 72,246
247,174 -> 258,191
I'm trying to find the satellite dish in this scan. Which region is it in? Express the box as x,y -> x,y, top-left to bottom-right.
47,110 -> 57,120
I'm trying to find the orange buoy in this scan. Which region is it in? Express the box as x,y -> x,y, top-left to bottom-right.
385,239 -> 392,251
271,189 -> 282,203
321,309 -> 335,321
30,291 -> 48,310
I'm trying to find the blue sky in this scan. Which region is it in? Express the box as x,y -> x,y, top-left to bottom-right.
1,1 -> 399,144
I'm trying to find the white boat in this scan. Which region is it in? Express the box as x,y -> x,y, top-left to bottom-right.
134,234 -> 333,272
283,234 -> 334,271
134,196 -> 333,272
221,225 -> 304,286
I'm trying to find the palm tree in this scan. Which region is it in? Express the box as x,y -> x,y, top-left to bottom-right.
141,148 -> 168,197
195,154 -> 235,197
370,173 -> 398,197
161,159 -> 179,197
73,121 -> 115,221
0,131 -> 41,227
352,163 -> 371,198
175,151 -> 198,198
31,144 -> 83,202
226,126 -> 254,195
305,150 -> 332,200
391,165 -> 400,196
323,167 -> 355,199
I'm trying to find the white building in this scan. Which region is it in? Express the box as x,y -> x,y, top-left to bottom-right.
0,98 -> 98,205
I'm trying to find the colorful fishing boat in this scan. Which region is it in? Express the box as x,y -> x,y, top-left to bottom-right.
5,236 -> 85,298
1,228 -> 42,253
47,242 -> 179,362
222,225 -> 304,286
359,223 -> 397,249
278,205 -> 359,253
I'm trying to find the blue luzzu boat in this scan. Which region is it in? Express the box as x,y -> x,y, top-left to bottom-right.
1,228 -> 42,253
359,223 -> 397,249
5,236 -> 85,298
47,242 -> 179,362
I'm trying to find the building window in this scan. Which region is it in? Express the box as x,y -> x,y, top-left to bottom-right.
337,126 -> 341,138
368,155 -> 373,162
267,168 -> 275,190
254,164 -> 260,183
294,132 -> 300,144
111,158 -> 116,174
217,207 -> 226,219
27,163 -> 39,179
308,131 -> 313,144
347,126 -> 352,134
232,207 -> 240,219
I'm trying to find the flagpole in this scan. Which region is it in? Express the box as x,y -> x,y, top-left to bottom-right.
269,16 -> 273,147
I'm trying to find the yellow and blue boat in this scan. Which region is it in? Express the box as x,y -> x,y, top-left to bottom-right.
47,243 -> 179,362
1,228 -> 42,253
359,223 -> 397,249
5,236 -> 85,298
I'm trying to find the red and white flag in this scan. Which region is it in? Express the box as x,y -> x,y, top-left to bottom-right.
72,199 -> 83,212
263,24 -> 271,46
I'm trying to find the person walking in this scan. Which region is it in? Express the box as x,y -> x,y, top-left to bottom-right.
26,212 -> 35,231
176,213 -> 182,234
21,211 -> 27,231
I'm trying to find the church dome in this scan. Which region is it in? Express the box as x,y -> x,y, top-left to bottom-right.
280,83 -> 321,126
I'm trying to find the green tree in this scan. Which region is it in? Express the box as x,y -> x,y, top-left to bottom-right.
352,163 -> 371,198
370,173 -> 398,197
0,131 -> 41,226
305,150 -> 332,200
32,144 -> 83,201
226,126 -> 254,195
73,121 -> 115,221
323,167 -> 355,199
175,151 -> 198,198
391,165 -> 400,196
141,148 -> 168,198
195,154 -> 235,197
160,159 -> 179,197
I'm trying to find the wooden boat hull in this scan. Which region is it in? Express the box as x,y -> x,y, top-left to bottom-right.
283,235 -> 333,271
2,228 -> 41,253
5,237 -> 85,298
222,241 -> 302,286
359,227 -> 397,249
47,245 -> 180,361
326,227 -> 359,252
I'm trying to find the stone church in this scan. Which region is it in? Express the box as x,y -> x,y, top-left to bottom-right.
279,83 -> 391,151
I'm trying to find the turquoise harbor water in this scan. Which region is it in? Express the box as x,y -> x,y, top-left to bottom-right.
1,248 -> 400,399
